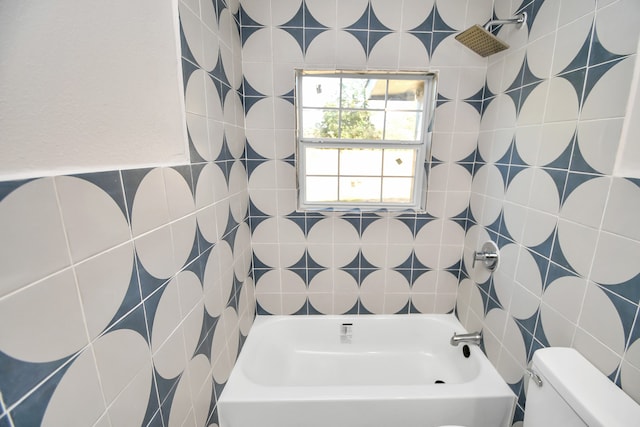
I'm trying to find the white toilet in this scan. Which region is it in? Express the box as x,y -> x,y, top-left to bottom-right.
441,346 -> 640,427
521,347 -> 640,426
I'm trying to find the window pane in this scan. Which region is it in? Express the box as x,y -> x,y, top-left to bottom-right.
383,149 -> 416,177
341,77 -> 373,109
302,108 -> 339,138
301,76 -> 341,108
306,147 -> 338,175
382,177 -> 414,203
340,148 -> 382,176
307,177 -> 338,202
340,110 -> 384,140
385,111 -> 422,141
386,80 -> 425,104
339,177 -> 381,203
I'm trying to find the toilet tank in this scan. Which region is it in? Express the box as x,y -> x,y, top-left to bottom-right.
524,347 -> 640,427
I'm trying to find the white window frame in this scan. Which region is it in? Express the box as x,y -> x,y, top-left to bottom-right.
295,69 -> 437,212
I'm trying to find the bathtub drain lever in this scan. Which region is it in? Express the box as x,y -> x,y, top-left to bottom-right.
340,322 -> 353,344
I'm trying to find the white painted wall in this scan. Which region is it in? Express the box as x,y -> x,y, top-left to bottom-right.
0,0 -> 188,180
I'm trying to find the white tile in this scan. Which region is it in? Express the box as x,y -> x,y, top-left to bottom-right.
41,347 -> 106,426
55,176 -> 131,263
573,327 -> 622,376
0,269 -> 87,363
540,302 -> 577,346
602,178 -> 640,240
582,56 -> 635,120
578,283 -> 626,355
590,231 -> 640,285
75,242 -> 135,339
556,219 -> 599,278
93,329 -> 152,404
0,177 -> 71,297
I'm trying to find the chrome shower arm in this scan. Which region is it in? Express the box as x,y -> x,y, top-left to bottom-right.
483,12 -> 527,31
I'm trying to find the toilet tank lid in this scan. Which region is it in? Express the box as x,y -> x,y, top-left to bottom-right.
531,347 -> 640,427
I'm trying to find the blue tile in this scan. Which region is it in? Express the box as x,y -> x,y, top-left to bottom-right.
368,30 -> 392,55
368,5 -> 392,31
357,299 -> 375,315
584,58 -> 626,102
255,300 -> 272,315
395,300 -> 411,315
528,334 -> 547,362
347,30 -> 369,55
0,351 -> 73,408
194,319 -> 214,361
543,167 -> 569,201
238,6 -> 264,27
303,4 -> 327,29
517,80 -> 543,114
600,276 -> 640,308
158,375 -> 181,418
9,364 -> 70,427
431,31 -> 453,53
136,257 -> 170,300
544,261 -> 578,289
207,406 -> 220,427
409,9 -> 435,33
589,30 -> 626,67
529,228 -> 556,259
102,263 -> 143,333
408,32 -> 432,56
178,21 -> 198,67
485,283 -> 503,312
304,28 -> 325,53
549,241 -> 579,278
109,304 -> 150,344
432,5 -> 455,32
242,92 -> 267,114
515,310 -> 539,342
141,375 -> 161,427
240,24 -> 263,46
562,172 -> 599,203
509,143 -> 529,167
71,171 -> 129,222
281,3 -> 304,28
545,139 -> 574,171
505,61 -> 526,93
345,7 -> 369,30
599,285 -> 638,342
486,212 -> 503,235
0,178 -> 34,203
145,408 -> 164,427
291,301 -> 309,315
532,315 -> 551,349
559,31 -> 592,75
212,53 -> 229,88
120,167 -> 156,222
281,27 -> 304,53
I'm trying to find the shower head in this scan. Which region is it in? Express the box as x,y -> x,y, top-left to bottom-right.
455,12 -> 527,57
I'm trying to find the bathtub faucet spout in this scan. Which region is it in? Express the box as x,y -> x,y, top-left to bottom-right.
450,331 -> 482,346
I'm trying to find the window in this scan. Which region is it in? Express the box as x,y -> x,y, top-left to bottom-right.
295,70 -> 437,211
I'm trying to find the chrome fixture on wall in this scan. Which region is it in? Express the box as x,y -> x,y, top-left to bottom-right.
455,12 -> 527,57
473,241 -> 500,272
450,331 -> 483,346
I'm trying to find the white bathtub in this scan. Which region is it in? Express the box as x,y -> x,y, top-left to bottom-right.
218,314 -> 515,427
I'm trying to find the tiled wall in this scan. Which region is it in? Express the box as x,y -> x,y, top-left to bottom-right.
0,1 -> 252,426
241,0 -> 492,316
454,0 -> 640,422
2,1 -> 640,426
